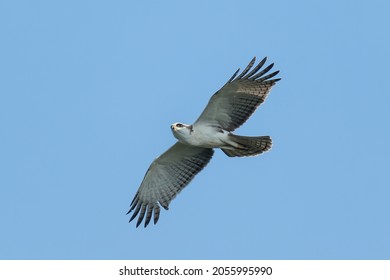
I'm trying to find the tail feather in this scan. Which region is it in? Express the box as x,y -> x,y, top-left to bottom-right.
222,135 -> 272,157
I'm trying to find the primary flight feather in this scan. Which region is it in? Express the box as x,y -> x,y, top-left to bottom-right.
128,57 -> 281,227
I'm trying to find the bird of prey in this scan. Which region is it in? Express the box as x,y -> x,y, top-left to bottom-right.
128,57 -> 281,227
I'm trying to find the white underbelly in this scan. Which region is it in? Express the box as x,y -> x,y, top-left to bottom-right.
181,128 -> 230,148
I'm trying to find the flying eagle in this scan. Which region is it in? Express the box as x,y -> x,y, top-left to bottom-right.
128,57 -> 281,227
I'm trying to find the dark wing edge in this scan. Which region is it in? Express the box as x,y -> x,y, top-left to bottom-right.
127,144 -> 214,228
226,56 -> 281,84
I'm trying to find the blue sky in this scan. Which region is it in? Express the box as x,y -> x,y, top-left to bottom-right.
1,0 -> 389,259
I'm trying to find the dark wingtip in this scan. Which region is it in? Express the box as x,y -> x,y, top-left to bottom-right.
129,214 -> 136,223
227,68 -> 240,83
257,70 -> 281,83
236,57 -> 256,80
259,57 -> 267,67
162,205 -> 169,210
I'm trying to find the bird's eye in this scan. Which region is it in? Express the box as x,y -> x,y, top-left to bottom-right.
176,123 -> 183,128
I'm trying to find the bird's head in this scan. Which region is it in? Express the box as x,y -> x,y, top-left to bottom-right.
170,122 -> 193,140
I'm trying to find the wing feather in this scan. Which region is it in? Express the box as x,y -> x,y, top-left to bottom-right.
235,57 -> 256,80
127,142 -> 214,227
195,57 -> 281,131
249,63 -> 275,80
242,56 -> 267,79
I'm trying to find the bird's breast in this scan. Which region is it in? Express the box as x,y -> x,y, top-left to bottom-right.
177,126 -> 228,148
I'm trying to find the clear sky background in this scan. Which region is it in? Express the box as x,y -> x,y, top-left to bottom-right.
1,1 -> 389,260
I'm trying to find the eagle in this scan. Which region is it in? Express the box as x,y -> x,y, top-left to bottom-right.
128,57 -> 281,227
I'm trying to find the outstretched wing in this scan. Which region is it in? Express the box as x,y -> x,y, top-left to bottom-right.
195,57 -> 281,131
128,142 -> 214,227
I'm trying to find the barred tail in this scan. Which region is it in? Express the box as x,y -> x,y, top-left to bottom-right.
221,135 -> 272,157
